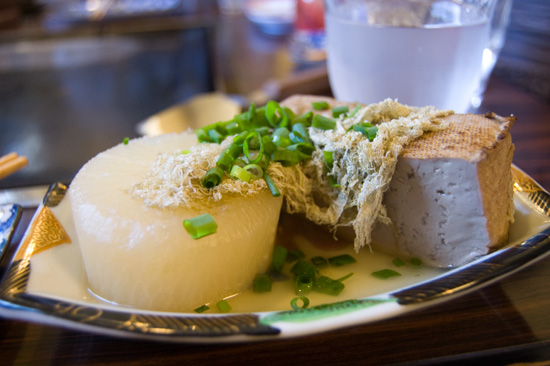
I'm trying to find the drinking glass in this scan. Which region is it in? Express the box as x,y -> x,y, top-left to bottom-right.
325,0 -> 512,112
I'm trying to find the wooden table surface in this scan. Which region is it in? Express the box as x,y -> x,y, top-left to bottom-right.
1,2 -> 550,365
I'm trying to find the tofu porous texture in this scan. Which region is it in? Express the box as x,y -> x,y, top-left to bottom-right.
279,96 -> 515,268
68,133 -> 283,312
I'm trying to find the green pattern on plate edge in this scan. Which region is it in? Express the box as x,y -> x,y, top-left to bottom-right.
261,298 -> 396,324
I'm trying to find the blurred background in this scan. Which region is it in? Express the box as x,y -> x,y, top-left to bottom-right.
0,0 -> 548,190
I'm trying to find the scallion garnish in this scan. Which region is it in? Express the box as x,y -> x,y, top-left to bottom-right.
290,123 -> 312,145
328,254 -> 356,267
290,296 -> 310,310
272,149 -> 300,167
208,128 -> 225,144
290,260 -> 317,279
230,165 -> 252,182
286,249 -> 306,262
216,299 -> 232,313
311,256 -> 328,269
263,171 -> 280,197
312,101 -> 329,110
244,164 -> 263,179
332,105 -> 349,118
261,135 -> 277,154
371,269 -> 402,280
392,258 -> 405,267
225,121 -> 241,135
323,151 -> 334,170
336,272 -> 354,282
351,123 -> 378,141
247,102 -> 256,123
196,128 -> 213,143
183,213 -> 218,239
272,127 -> 291,147
293,111 -> 313,127
243,131 -> 264,164
265,100 -> 289,128
312,114 -> 336,130
201,167 -> 224,188
253,273 -> 272,293
286,143 -> 315,161
123,137 -> 129,145
232,158 -> 247,168
216,150 -> 236,171
194,304 -> 209,313
348,104 -> 362,118
271,245 -> 288,273
313,276 -> 345,296
410,257 -> 423,267
295,275 -> 313,295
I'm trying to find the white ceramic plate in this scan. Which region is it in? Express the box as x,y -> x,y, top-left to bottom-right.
0,166 -> 549,343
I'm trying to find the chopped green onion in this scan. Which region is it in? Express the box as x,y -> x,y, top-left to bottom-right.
230,165 -> 252,182
253,273 -> 272,293
183,213 -> 218,239
265,100 -> 289,128
216,152 -> 234,171
216,299 -> 232,313
208,128 -> 225,144
286,143 -> 315,161
180,150 -> 191,155
290,123 -> 312,145
244,164 -> 263,179
263,171 -> 281,197
313,276 -> 345,296
255,126 -> 270,136
287,249 -> 306,262
123,137 -> 129,145
332,105 -> 349,118
194,304 -> 209,313
348,104 -> 362,118
244,131 -> 264,164
283,106 -> 296,122
196,128 -> 214,143
311,256 -> 328,269
312,101 -> 329,110
351,123 -> 378,141
225,121 -> 241,135
272,149 -> 300,166
328,254 -> 357,267
290,296 -> 310,310
261,135 -> 277,154
232,158 -> 247,168
272,127 -> 290,147
233,130 -> 249,145
295,275 -> 313,295
336,272 -> 354,282
392,258 -> 405,267
371,269 -> 402,280
410,257 -> 423,267
312,114 -> 336,130
271,245 -> 288,273
202,167 -> 224,188
292,111 -> 313,127
247,102 -> 256,123
291,260 -> 317,279
323,150 -> 334,170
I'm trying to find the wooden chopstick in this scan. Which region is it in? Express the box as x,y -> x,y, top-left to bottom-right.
0,152 -> 28,180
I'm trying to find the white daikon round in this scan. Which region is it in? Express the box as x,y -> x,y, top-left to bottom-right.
68,133 -> 283,312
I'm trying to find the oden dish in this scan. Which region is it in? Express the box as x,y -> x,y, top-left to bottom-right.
68,95 -> 515,312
